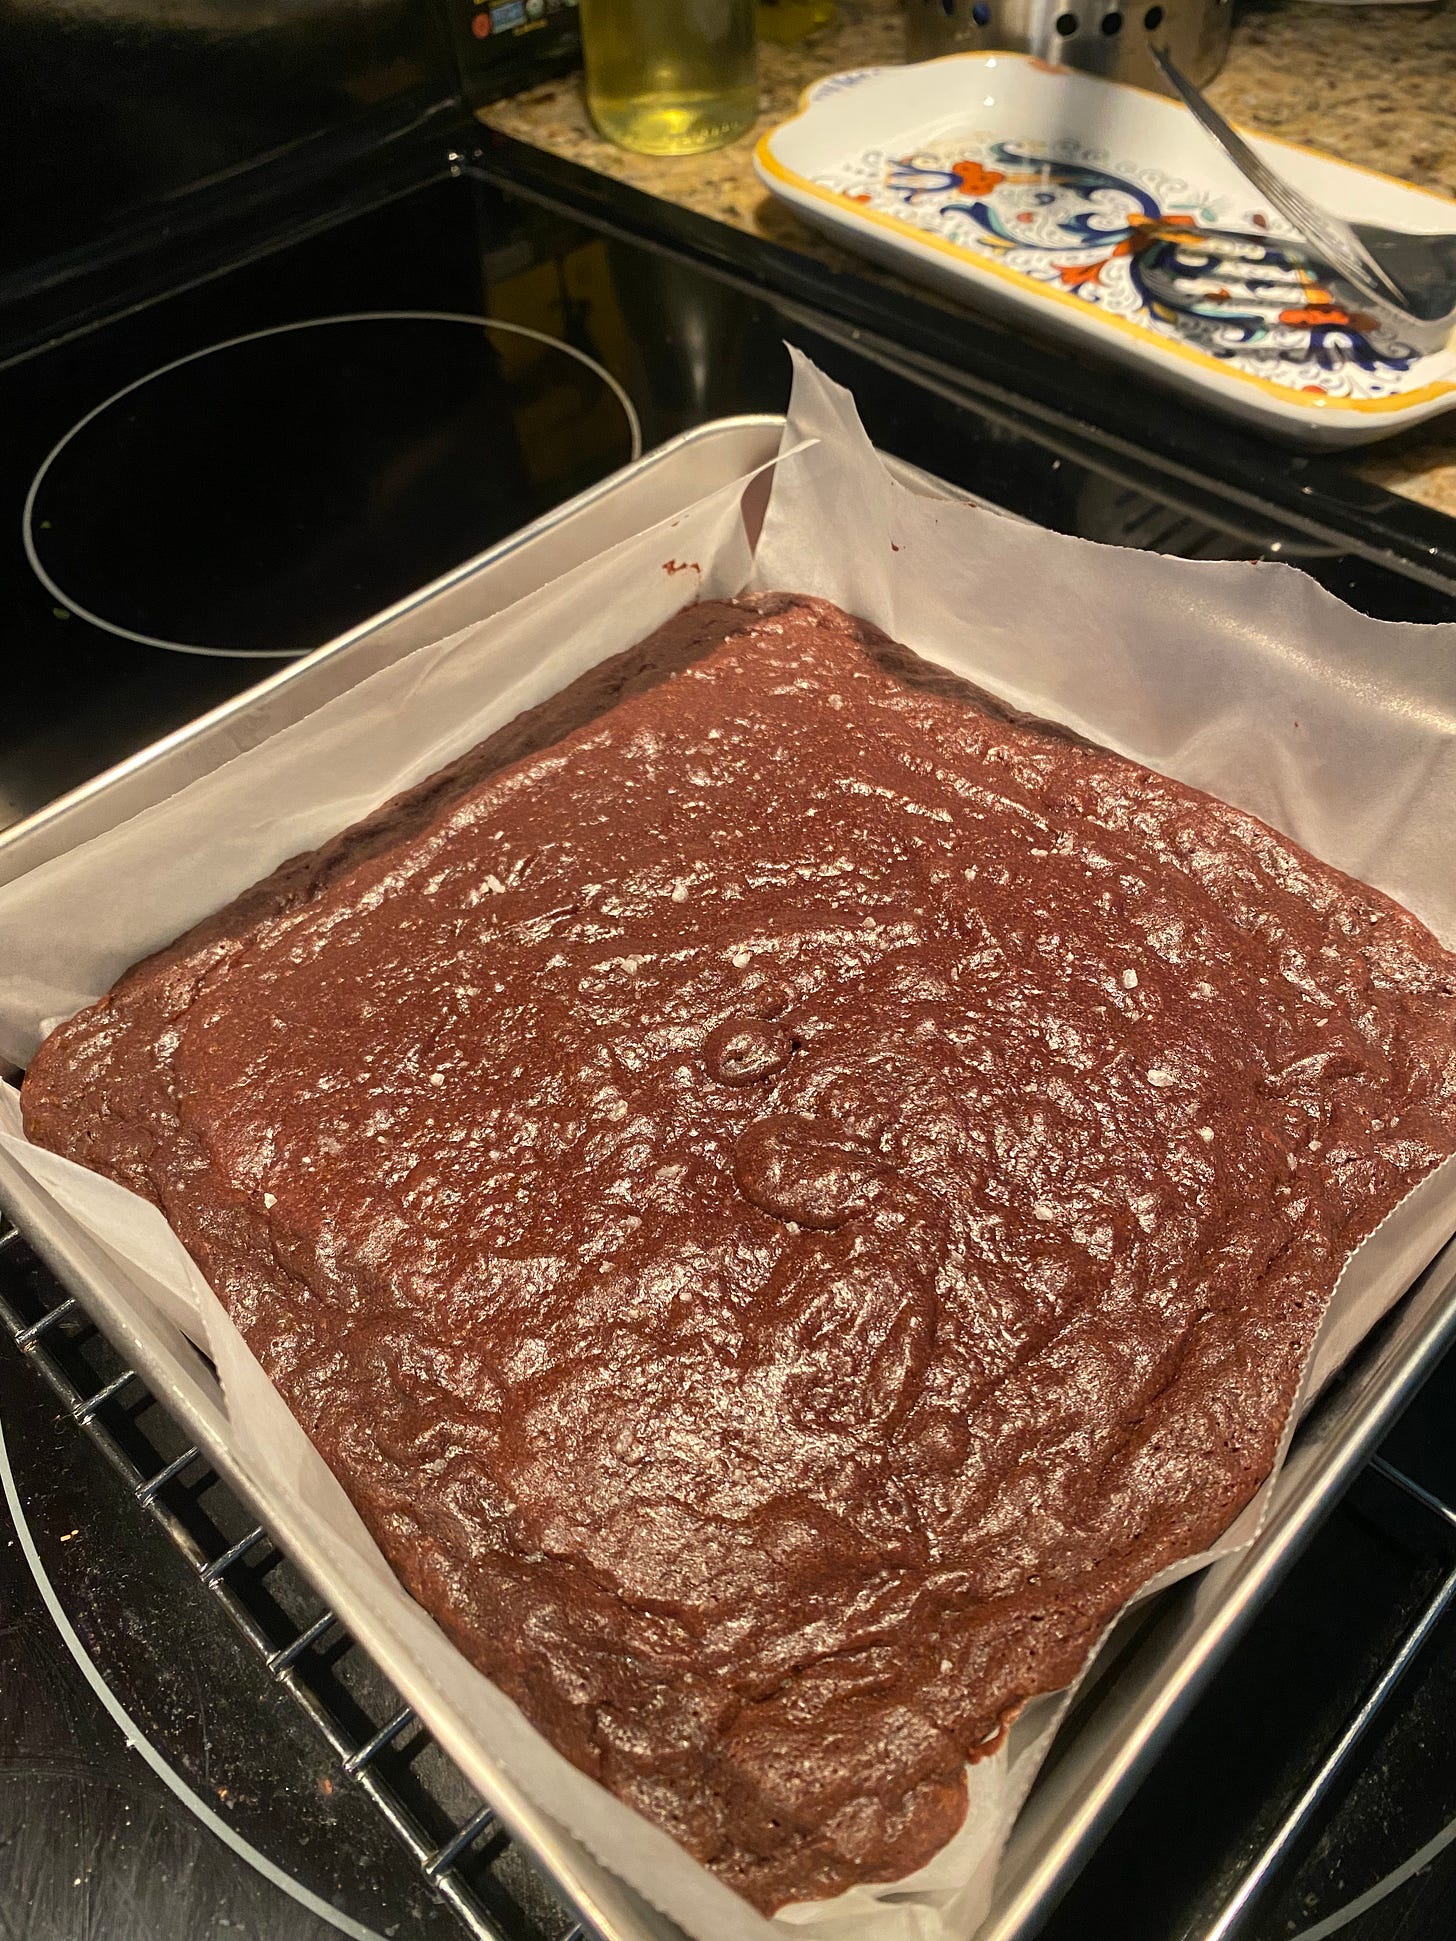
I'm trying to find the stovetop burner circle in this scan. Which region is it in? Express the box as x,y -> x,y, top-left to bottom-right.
23,312 -> 643,659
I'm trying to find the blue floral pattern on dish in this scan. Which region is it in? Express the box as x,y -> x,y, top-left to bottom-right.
821,138 -> 1418,399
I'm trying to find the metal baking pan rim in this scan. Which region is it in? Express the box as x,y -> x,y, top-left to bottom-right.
3,419 -> 1452,1940
985,1233 -> 1456,1939
0,414 -> 791,884
0,416 -> 1020,890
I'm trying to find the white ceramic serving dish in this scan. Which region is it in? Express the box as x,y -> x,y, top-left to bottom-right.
754,56 -> 1456,448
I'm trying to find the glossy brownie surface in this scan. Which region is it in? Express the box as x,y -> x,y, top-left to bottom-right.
24,594 -> 1456,1911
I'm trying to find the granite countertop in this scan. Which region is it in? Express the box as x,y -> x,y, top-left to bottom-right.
483,0 -> 1456,516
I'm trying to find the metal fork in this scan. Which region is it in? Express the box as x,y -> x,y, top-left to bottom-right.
1151,45 -> 1456,350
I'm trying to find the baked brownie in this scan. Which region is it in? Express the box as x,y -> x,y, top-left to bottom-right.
23,594 -> 1456,1913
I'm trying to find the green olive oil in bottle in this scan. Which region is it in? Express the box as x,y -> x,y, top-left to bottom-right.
756,0 -> 835,45
581,0 -> 759,157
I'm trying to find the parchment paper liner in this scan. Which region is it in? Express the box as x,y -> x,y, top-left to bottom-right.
2,353 -> 1454,1941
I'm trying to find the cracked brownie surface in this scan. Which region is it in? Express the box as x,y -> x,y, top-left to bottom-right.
23,593 -> 1456,1912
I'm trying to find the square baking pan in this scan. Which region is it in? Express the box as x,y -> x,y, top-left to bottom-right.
3,415 -> 1456,1941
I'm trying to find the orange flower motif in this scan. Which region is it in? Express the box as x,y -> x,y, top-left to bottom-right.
1280,305 -> 1353,328
1125,212 -> 1201,248
1058,230 -> 1147,288
846,192 -> 873,204
950,161 -> 1006,196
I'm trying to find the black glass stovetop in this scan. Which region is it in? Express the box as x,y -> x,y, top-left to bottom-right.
7,148 -> 1456,835
4,136 -> 1456,1941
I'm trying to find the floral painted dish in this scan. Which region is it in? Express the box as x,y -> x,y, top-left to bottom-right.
754,56 -> 1456,447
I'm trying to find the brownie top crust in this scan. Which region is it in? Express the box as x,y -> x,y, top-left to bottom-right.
23,593 -> 1456,1913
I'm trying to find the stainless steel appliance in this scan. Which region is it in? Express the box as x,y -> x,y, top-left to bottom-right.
904,0 -> 1235,92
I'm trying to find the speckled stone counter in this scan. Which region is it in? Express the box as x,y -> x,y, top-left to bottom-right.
483,0 -> 1456,516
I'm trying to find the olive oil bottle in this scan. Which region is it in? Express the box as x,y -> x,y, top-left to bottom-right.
580,0 -> 758,157
756,0 -> 835,45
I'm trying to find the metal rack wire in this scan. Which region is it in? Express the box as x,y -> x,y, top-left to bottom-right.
1193,1451 -> 1456,1941
0,1222 -> 588,1941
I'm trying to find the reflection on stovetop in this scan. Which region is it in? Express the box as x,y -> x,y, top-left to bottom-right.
1,178 -> 661,827
23,313 -> 639,659
6,168 -> 1454,837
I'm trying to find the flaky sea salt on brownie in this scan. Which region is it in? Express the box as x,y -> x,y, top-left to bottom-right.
23,593 -> 1456,1913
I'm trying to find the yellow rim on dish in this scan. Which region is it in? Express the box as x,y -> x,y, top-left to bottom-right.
758,55 -> 1456,418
